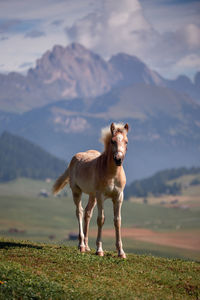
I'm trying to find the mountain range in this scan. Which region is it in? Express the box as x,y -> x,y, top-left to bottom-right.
0,43 -> 200,182
0,43 -> 199,114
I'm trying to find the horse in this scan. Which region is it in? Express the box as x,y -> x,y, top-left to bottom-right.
53,122 -> 129,258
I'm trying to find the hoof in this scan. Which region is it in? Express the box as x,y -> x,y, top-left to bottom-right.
96,251 -> 104,257
118,253 -> 126,259
79,246 -> 86,253
85,247 -> 91,252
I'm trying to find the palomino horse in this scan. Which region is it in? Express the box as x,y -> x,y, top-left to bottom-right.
53,122 -> 129,258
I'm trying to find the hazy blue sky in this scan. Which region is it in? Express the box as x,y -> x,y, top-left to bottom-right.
0,0 -> 199,80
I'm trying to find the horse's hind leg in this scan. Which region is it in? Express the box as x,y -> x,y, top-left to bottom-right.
72,188 -> 85,253
84,195 -> 96,252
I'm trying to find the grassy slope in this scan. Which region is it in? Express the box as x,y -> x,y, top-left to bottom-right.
0,178 -> 200,261
0,238 -> 200,300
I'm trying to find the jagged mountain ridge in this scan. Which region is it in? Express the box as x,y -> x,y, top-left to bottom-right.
0,43 -> 121,113
28,43 -> 121,99
0,43 -> 199,114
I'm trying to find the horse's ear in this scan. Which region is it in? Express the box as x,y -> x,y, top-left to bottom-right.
124,123 -> 129,132
110,123 -> 115,135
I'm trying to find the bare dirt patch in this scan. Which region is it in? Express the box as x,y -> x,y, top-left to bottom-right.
90,228 -> 200,251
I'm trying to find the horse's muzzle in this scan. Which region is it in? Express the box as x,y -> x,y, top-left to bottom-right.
114,156 -> 123,166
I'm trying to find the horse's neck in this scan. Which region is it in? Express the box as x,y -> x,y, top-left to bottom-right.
99,149 -> 121,178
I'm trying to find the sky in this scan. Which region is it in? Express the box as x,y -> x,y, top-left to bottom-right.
0,0 -> 199,80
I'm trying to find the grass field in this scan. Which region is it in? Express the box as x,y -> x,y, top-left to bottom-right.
0,238 -> 200,300
0,177 -> 200,261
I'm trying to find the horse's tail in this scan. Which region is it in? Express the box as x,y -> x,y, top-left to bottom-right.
52,166 -> 70,195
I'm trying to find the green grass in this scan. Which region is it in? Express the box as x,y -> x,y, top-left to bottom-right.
167,174 -> 200,197
0,177 -> 54,198
0,178 -> 200,261
0,261 -> 64,299
0,238 -> 199,300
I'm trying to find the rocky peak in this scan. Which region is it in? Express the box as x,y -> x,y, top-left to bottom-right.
174,75 -> 192,87
109,52 -> 163,86
27,43 -> 121,98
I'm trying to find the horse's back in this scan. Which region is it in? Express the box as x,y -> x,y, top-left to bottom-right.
74,150 -> 100,163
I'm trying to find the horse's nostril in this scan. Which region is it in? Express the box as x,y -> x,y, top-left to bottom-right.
114,156 -> 122,166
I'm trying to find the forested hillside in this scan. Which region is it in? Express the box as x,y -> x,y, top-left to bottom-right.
124,167 -> 200,199
0,132 -> 66,182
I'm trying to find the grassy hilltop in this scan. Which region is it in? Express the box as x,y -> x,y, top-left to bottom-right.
0,170 -> 200,298
0,238 -> 200,300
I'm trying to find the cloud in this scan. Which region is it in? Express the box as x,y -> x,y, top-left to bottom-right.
0,32 -> 68,74
0,19 -> 40,35
19,62 -> 35,69
148,23 -> 200,78
179,24 -> 200,49
51,20 -> 64,27
66,0 -> 200,78
0,0 -> 94,73
66,0 -> 157,58
140,0 -> 200,33
0,0 -> 199,78
0,0 -> 93,25
25,30 -> 45,38
173,54 -> 200,78
0,19 -> 22,33
0,36 -> 9,41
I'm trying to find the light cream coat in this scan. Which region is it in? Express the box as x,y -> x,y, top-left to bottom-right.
53,122 -> 129,258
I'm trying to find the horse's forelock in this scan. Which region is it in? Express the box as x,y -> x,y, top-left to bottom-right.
100,123 -> 126,150
100,126 -> 111,148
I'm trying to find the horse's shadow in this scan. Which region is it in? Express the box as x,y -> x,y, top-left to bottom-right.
0,241 -> 43,250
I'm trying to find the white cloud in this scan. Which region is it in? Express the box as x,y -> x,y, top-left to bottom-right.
0,0 -> 199,78
66,0 -> 156,57
0,0 -> 94,73
66,0 -> 200,79
146,23 -> 200,78
0,32 -> 68,73
173,54 -> 200,78
140,0 -> 200,33
179,24 -> 200,49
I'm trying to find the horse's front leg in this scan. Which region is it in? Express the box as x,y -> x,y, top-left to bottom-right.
113,192 -> 126,258
96,194 -> 105,256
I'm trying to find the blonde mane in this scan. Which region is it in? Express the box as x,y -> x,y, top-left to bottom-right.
100,123 -> 126,151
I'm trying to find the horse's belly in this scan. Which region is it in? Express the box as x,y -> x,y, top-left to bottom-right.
74,173 -> 94,194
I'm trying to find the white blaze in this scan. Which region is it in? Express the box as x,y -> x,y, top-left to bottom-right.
117,151 -> 123,157
118,146 -> 124,153
117,134 -> 123,142
116,134 -> 124,157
